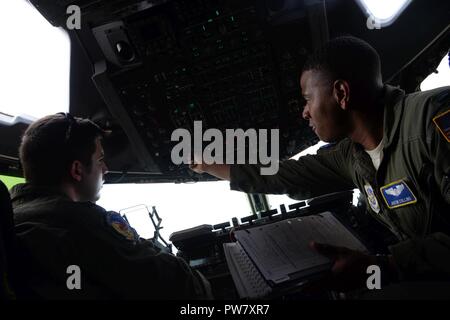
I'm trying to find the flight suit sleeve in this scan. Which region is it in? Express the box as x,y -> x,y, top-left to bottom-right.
389,87 -> 450,280
229,139 -> 356,199
428,93 -> 450,205
70,207 -> 213,300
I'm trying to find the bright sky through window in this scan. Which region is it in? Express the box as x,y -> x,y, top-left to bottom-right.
0,0 -> 70,119
420,54 -> 450,91
98,181 -> 252,243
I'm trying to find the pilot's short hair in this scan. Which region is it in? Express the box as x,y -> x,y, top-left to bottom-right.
302,36 -> 383,96
19,113 -> 106,186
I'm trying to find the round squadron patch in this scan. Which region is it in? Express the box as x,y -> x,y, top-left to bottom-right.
106,212 -> 139,241
364,183 -> 380,213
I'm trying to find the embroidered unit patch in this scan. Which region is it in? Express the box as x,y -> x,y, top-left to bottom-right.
107,212 -> 138,241
364,183 -> 381,213
433,109 -> 450,142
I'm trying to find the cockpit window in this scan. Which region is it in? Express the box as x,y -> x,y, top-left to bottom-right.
98,181 -> 252,242
0,175 -> 25,190
0,0 -> 70,120
420,53 -> 450,91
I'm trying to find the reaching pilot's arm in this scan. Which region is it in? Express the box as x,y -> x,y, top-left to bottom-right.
190,163 -> 231,181
190,139 -> 356,200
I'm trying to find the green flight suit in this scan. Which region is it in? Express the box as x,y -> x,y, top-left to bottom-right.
230,85 -> 450,281
10,183 -> 211,299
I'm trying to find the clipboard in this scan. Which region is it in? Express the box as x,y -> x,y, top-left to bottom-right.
223,211 -> 368,298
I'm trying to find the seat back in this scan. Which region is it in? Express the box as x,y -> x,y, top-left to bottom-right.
0,180 -> 16,299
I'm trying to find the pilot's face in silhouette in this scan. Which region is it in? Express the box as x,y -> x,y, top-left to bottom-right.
300,70 -> 349,142
77,137 -> 108,203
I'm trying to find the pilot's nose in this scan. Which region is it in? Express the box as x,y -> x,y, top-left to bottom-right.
302,104 -> 311,120
102,162 -> 109,175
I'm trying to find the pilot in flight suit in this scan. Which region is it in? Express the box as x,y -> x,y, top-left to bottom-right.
10,113 -> 211,300
230,84 -> 450,283
11,183 -> 211,299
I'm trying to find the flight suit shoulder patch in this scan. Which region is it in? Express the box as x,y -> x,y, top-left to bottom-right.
432,109 -> 450,142
106,212 -> 139,242
380,179 -> 417,209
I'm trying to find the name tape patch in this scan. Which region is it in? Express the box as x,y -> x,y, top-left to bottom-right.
380,180 -> 417,209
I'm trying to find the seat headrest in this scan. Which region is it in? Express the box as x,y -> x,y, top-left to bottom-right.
0,180 -> 14,235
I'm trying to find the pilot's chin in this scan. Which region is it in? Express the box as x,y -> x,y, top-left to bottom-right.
92,193 -> 101,203
315,132 -> 327,142
321,137 -> 333,143
319,132 -> 343,144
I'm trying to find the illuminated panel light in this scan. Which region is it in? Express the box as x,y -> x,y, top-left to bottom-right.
356,0 -> 412,27
0,0 -> 70,121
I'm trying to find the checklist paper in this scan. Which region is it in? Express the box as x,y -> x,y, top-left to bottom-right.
232,211 -> 368,285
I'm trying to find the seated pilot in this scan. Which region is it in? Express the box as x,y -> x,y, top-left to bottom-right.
11,113 -> 211,299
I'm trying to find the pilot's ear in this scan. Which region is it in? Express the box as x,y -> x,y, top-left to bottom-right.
333,80 -> 350,110
69,160 -> 83,182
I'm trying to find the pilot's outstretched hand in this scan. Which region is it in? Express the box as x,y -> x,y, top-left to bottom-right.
188,156 -> 231,181
189,152 -> 206,174
189,162 -> 206,174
